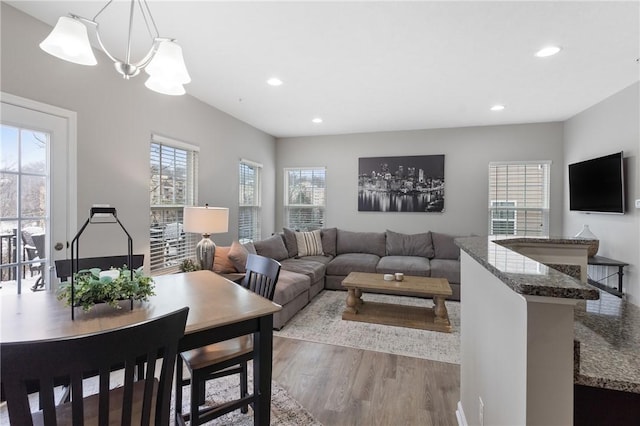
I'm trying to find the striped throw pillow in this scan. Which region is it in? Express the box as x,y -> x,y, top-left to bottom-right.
295,230 -> 324,257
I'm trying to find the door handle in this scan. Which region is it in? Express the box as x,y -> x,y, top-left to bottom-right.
54,242 -> 64,251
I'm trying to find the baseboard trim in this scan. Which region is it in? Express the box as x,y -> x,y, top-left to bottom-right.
456,401 -> 468,426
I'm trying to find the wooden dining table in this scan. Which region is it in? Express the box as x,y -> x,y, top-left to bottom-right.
1,270 -> 282,425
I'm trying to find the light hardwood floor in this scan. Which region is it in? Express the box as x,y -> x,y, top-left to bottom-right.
272,336 -> 460,426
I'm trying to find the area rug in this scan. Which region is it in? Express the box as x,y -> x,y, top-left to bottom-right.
275,290 -> 461,364
173,365 -> 321,426
0,367 -> 321,426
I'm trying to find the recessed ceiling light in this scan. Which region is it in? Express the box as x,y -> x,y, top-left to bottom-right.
490,105 -> 505,111
535,46 -> 561,58
267,77 -> 283,86
312,117 -> 323,124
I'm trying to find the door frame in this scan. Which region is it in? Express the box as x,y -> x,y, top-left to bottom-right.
1,92 -> 78,287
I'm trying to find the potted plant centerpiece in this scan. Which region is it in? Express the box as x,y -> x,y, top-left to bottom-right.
57,265 -> 155,312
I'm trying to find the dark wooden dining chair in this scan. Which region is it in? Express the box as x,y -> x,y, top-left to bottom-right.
1,307 -> 189,426
175,254 -> 281,425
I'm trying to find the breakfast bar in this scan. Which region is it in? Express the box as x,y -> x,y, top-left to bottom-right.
455,236 -> 640,425
454,236 -> 599,426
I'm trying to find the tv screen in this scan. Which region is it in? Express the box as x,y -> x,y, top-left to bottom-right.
569,152 -> 625,214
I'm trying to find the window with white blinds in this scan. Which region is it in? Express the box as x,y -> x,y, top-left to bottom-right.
488,161 -> 551,236
284,167 -> 326,231
239,159 -> 262,243
150,135 -> 199,273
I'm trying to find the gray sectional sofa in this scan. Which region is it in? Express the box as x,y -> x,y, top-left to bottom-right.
218,228 -> 461,330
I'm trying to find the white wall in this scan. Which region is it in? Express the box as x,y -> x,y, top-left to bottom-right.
0,4 -> 277,268
563,82 -> 640,306
276,122 -> 565,237
459,251 -> 576,426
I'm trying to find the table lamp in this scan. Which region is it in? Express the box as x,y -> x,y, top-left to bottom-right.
183,205 -> 229,271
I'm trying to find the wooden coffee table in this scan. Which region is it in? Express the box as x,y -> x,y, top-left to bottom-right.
341,272 -> 452,332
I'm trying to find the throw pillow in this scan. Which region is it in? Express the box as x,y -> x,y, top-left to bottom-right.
253,234 -> 289,261
386,230 -> 435,258
228,240 -> 257,273
336,229 -> 386,257
321,227 -> 337,257
295,230 -> 324,257
212,246 -> 237,274
282,228 -> 298,258
431,232 -> 460,259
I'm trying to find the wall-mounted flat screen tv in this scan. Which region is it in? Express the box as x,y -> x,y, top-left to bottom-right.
569,151 -> 625,214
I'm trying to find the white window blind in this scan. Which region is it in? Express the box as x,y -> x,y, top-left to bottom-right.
488,161 -> 550,236
150,135 -> 199,273
284,167 -> 326,231
239,159 -> 262,243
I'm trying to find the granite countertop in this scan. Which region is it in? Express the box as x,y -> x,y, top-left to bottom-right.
455,236 -> 639,394
455,236 -> 599,300
574,291 -> 640,394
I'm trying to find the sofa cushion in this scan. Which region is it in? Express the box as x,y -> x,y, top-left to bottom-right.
327,253 -> 380,275
376,255 -> 431,277
280,258 -> 326,284
213,246 -> 237,273
282,228 -> 298,258
253,234 -> 289,261
227,241 -> 257,273
430,259 -> 460,284
385,230 -> 435,258
299,255 -> 332,265
295,229 -> 324,256
273,269 -> 310,306
336,229 -> 386,257
432,232 -> 460,259
321,227 -> 337,257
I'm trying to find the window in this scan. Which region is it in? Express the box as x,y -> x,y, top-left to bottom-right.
488,161 -> 550,236
490,201 -> 517,235
150,135 -> 198,273
239,159 -> 262,243
284,168 -> 326,230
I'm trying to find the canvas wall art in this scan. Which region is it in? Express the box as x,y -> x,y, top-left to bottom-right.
358,155 -> 445,212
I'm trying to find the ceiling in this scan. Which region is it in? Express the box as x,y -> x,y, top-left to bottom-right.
7,1 -> 640,138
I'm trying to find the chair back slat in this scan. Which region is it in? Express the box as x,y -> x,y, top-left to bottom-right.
241,254 -> 281,301
1,307 -> 188,426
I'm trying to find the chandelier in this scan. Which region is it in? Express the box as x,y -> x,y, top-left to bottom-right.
39,0 -> 190,96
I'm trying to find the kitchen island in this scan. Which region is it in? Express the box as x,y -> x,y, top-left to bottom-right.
455,236 -> 598,426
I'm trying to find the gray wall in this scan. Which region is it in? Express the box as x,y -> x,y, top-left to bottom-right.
563,82 -> 640,305
1,4 -> 277,267
276,122 -> 565,237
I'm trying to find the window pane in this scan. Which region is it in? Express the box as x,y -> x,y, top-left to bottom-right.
20,175 -> 46,218
488,162 -> 550,236
20,130 -> 47,174
284,168 -> 326,230
285,206 -> 325,231
1,125 -> 19,172
149,139 -> 198,272
239,161 -> 261,241
0,173 -> 17,218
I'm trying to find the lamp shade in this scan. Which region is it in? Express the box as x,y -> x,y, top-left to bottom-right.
145,76 -> 186,96
183,207 -> 229,235
145,40 -> 191,84
39,16 -> 97,66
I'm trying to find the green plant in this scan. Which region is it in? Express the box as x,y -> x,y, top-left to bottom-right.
57,265 -> 155,312
179,258 -> 201,273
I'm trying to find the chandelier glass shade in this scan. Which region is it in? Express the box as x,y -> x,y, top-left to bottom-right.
40,16 -> 98,66
39,0 -> 190,96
